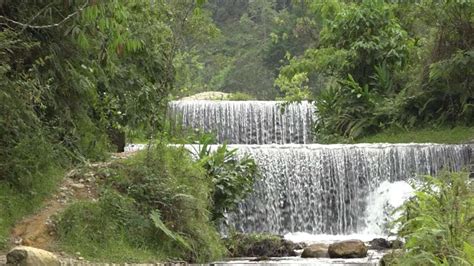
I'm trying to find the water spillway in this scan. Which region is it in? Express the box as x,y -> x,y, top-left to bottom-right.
162,99 -> 473,237
168,101 -> 315,144
221,144 -> 471,235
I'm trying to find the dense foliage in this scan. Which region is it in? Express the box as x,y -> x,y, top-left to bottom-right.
0,0 -> 209,248
57,145 -> 224,262
275,1 -> 473,141
393,172 -> 474,265
196,140 -> 259,222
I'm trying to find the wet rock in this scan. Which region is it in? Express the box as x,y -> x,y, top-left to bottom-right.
7,246 -> 60,266
369,238 -> 390,250
389,239 -> 404,249
225,233 -> 298,257
328,240 -> 368,258
294,242 -> 307,249
251,256 -> 270,261
301,243 -> 329,258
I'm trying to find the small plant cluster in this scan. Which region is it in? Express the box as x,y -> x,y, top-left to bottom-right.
55,141 -> 259,263
391,172 -> 474,265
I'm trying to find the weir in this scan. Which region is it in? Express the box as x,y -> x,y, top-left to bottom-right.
167,100 -> 472,237
222,144 -> 471,235
168,100 -> 315,144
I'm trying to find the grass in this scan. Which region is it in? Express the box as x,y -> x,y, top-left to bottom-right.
55,145 -> 226,263
356,126 -> 474,144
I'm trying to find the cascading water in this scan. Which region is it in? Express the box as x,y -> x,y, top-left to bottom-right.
126,100 -> 473,264
168,101 -> 315,144
218,143 -> 471,235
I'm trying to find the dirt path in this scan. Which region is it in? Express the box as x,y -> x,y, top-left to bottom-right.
8,152 -> 137,251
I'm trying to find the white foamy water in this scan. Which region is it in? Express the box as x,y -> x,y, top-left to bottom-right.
362,181 -> 414,235
168,101 -> 316,144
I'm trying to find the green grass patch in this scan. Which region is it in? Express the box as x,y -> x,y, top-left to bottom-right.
356,126 -> 474,144
55,145 -> 226,263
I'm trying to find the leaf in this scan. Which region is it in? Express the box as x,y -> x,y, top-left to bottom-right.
150,210 -> 192,251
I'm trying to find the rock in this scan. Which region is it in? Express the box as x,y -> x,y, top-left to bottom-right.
225,233 -> 298,257
380,249 -> 403,266
251,256 -> 270,261
389,239 -> 404,249
369,238 -> 390,250
301,243 -> 329,258
294,242 -> 307,249
180,91 -> 231,101
328,240 -> 368,258
70,183 -> 85,189
6,246 -> 60,266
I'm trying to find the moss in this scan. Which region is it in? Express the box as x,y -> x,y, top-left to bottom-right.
225,233 -> 298,257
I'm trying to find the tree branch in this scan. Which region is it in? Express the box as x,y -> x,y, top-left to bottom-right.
0,1 -> 89,29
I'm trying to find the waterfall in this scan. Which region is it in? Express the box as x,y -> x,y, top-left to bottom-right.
217,143 -> 471,235
149,100 -> 474,238
168,101 -> 315,144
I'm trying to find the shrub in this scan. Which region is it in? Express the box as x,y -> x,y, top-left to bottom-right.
56,144 -> 226,263
393,172 -> 474,265
196,141 -> 259,222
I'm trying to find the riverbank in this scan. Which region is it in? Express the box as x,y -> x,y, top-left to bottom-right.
355,126 -> 474,144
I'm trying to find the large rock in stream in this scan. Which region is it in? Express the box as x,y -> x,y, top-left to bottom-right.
328,240 -> 368,258
7,246 -> 60,266
301,243 -> 329,258
225,233 -> 299,257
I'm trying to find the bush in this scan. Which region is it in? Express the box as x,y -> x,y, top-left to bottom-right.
56,144 -> 226,263
196,141 -> 259,222
393,172 -> 474,265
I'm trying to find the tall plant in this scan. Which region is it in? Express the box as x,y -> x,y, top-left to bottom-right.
394,172 -> 474,265
195,138 -> 259,222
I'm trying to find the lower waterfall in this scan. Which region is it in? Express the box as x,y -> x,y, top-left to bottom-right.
219,143 -> 471,235
126,143 -> 471,236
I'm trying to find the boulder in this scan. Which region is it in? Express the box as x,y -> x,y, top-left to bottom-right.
225,233 -> 298,257
7,246 -> 60,266
369,238 -> 390,250
301,243 -> 329,258
328,240 -> 368,258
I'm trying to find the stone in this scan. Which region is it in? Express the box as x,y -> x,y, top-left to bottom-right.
6,246 -> 60,266
328,240 -> 368,258
369,238 -> 390,250
70,183 -> 85,189
225,233 -> 298,257
301,243 -> 329,258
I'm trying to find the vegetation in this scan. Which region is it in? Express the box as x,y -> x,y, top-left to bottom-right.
1,0 -> 472,264
56,143 -> 258,263
0,0 -> 218,250
357,127 -> 474,144
392,172 -> 474,265
275,1 -> 473,142
196,140 -> 259,222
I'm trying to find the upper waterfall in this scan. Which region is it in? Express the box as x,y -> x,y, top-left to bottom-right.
168,100 -> 316,144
